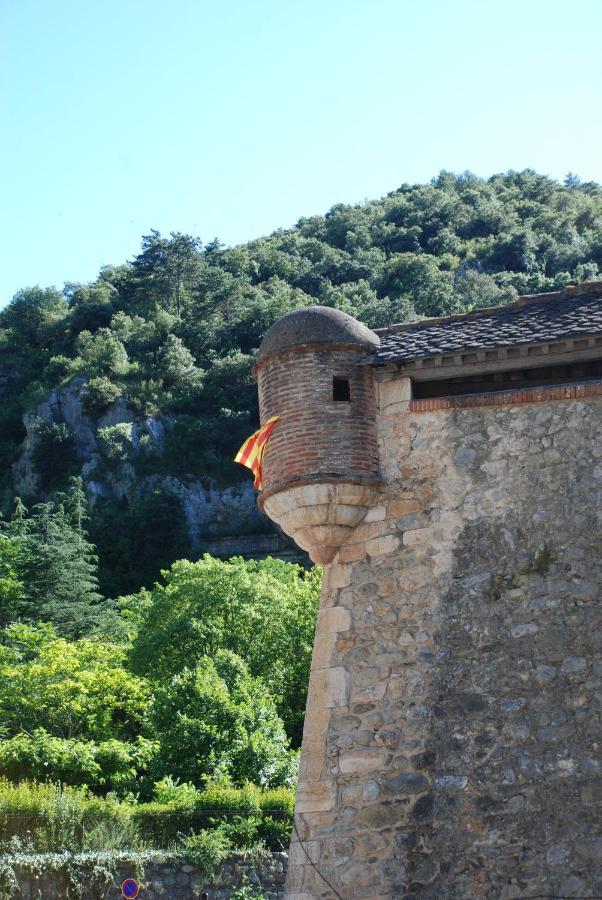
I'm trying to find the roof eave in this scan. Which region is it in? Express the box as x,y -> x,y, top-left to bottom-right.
365,332 -> 602,381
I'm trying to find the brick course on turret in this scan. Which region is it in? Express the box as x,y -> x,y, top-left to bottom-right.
257,346 -> 379,494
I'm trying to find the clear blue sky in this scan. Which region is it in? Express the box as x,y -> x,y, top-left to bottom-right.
2,0 -> 601,307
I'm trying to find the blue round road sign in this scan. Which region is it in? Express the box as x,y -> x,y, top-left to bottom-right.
121,879 -> 139,898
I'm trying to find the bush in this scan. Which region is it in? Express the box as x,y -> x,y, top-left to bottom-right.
0,779 -> 293,855
130,783 -> 294,849
75,329 -> 129,376
0,732 -> 156,795
82,377 -> 122,414
97,423 -> 133,461
0,780 -> 137,853
45,355 -> 73,381
256,815 -> 291,851
152,776 -> 200,808
180,825 -> 232,875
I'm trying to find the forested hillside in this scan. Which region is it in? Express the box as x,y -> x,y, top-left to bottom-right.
1,169 -> 601,596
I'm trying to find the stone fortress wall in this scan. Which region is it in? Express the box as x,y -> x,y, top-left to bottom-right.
253,293 -> 602,899
288,376 -> 602,898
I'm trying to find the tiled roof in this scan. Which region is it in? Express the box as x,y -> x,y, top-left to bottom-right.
369,282 -> 602,365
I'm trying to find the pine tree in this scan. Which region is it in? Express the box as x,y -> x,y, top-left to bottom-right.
19,478 -> 105,636
0,498 -> 32,626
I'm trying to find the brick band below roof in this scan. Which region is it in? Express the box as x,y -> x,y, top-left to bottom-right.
409,380 -> 602,412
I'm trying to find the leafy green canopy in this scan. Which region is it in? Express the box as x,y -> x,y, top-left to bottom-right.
2,170 -> 601,483
127,555 -> 320,745
0,535 -> 27,628
0,616 -> 300,792
148,649 -> 296,788
0,623 -> 148,741
0,623 -> 153,792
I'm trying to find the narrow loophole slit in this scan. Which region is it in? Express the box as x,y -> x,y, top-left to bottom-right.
333,377 -> 351,402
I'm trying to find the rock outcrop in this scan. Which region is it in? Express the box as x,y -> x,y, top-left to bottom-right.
12,377 -> 299,562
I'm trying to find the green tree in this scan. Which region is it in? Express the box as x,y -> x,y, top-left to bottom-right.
0,622 -> 154,791
15,479 -> 105,636
0,534 -> 28,627
75,328 -> 130,376
454,270 -> 517,309
0,622 -> 148,741
128,556 -> 320,744
132,231 -> 203,317
157,334 -> 204,398
148,649 -> 295,787
0,729 -> 156,792
1,286 -> 68,348
82,376 -> 123,414
68,281 -> 118,333
97,423 -> 133,461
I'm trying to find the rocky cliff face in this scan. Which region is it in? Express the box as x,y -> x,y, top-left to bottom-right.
12,378 -> 300,563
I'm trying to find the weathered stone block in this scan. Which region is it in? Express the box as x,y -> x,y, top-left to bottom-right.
306,666 -> 349,710
295,779 -> 336,813
317,606 -> 351,633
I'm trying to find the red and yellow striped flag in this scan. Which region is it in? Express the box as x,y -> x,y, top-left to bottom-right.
234,416 -> 279,491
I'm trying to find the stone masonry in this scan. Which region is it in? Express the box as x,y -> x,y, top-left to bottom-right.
253,295 -> 602,899
9,851 -> 287,898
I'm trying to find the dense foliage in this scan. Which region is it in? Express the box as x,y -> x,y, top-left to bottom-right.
0,779 -> 293,854
0,554 -> 318,801
127,555 -> 319,743
1,170 -> 601,590
0,479 -> 108,635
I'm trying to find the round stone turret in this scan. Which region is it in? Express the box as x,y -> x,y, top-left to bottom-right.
254,306 -> 382,564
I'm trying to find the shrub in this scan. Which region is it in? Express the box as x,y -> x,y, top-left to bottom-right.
256,814 -> 290,851
0,779 -> 293,856
231,876 -> 268,899
97,423 -> 133,461
82,377 -> 122,414
221,815 -> 260,850
152,776 -> 200,808
0,780 -> 137,853
45,355 -> 73,381
180,825 -> 232,875
130,783 -> 294,849
0,732 -> 156,795
75,329 -> 130,376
